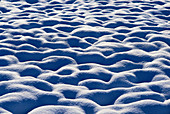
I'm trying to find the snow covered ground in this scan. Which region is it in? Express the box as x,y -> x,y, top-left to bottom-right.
0,0 -> 170,113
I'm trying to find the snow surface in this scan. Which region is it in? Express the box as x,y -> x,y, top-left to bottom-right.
0,0 -> 170,113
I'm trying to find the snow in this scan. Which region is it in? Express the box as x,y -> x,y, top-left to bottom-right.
0,0 -> 170,113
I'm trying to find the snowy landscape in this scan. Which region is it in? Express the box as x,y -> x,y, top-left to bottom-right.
0,0 -> 170,113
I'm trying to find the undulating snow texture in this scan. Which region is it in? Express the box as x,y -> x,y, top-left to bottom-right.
0,0 -> 170,113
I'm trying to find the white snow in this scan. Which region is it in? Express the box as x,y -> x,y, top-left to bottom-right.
0,0 -> 170,113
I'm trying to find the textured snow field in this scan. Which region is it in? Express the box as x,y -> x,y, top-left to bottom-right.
0,0 -> 170,113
